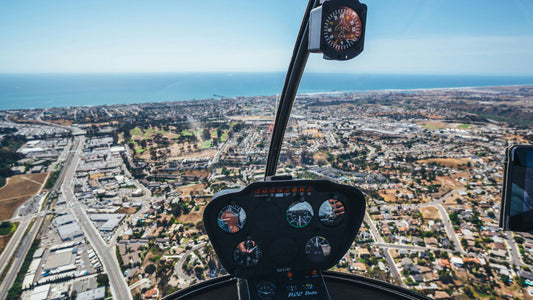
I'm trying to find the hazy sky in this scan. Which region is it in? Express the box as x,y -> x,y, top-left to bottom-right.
1,0 -> 533,75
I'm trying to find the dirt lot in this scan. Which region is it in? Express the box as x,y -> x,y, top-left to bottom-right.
177,207 -> 204,225
177,183 -> 207,196
419,206 -> 440,220
116,207 -> 139,214
313,151 -> 328,164
0,173 -> 49,220
48,119 -> 74,126
379,189 -> 423,203
435,175 -> 465,190
417,158 -> 473,168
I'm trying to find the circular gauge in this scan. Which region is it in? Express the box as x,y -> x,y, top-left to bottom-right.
319,199 -> 345,225
305,236 -> 331,263
323,6 -> 362,52
256,281 -> 276,300
217,204 -> 246,233
234,240 -> 261,267
286,201 -> 314,228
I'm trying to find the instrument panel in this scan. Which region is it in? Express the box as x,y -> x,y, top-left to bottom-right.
204,179 -> 366,280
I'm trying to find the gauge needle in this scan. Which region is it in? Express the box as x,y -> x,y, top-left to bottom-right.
250,246 -> 257,252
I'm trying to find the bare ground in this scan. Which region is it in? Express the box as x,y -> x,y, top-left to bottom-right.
0,173 -> 49,220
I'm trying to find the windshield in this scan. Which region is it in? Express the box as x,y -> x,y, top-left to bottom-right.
1,1 -> 533,300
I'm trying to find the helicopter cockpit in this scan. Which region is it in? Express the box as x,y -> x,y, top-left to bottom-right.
164,0 -> 433,299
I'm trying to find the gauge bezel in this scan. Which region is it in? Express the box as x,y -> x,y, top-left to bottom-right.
320,0 -> 367,60
233,239 -> 262,267
217,204 -> 247,233
286,200 -> 314,228
318,198 -> 345,226
305,235 -> 332,263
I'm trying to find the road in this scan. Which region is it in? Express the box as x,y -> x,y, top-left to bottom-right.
374,243 -> 455,254
0,218 -> 32,288
36,111 -> 85,135
175,242 -> 206,282
417,189 -> 466,255
0,214 -> 44,300
364,213 -> 405,287
61,136 -> 132,300
363,189 -> 469,287
506,231 -> 524,267
0,118 -> 83,298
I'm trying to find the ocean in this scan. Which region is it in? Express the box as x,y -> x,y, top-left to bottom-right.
1,73 -> 533,111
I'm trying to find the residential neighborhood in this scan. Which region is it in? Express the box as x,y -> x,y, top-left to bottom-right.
0,85 -> 532,299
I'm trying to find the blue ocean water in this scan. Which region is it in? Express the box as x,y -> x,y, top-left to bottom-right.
1,73 -> 533,111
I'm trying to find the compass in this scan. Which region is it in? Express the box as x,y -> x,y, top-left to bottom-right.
309,0 -> 367,60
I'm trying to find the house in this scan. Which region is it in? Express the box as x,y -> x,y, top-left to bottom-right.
451,256 -> 464,268
352,263 -> 367,272
436,259 -> 450,269
144,288 -> 159,299
358,248 -> 371,259
434,291 -> 452,300
412,274 -> 424,283
424,237 -> 438,247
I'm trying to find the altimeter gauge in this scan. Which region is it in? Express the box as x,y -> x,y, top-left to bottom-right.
305,236 -> 331,263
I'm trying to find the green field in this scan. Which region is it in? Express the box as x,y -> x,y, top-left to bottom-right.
201,141 -> 212,149
421,124 -> 441,130
130,128 -> 141,136
457,124 -> 473,129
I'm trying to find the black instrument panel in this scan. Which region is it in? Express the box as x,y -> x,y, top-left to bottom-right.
204,179 -> 366,279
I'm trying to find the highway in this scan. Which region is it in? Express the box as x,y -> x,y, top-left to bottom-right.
0,214 -> 45,300
61,136 -> 132,300
0,219 -> 31,281
0,117 -> 82,299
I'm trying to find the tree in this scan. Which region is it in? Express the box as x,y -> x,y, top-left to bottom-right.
202,128 -> 211,140
145,263 -> 156,275
96,274 -> 109,287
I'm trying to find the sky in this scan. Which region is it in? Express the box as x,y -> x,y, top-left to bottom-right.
1,0 -> 533,75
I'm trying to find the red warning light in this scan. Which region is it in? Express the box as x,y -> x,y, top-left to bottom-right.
312,270 -> 317,275
307,186 -> 312,192
277,188 -> 283,193
270,188 -> 275,193
262,189 -> 267,194
285,187 -> 290,193
299,187 -> 305,193
292,187 -> 297,193
287,272 -> 293,278
255,189 -> 260,194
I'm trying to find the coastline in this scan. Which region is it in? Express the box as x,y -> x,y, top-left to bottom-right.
1,72 -> 533,111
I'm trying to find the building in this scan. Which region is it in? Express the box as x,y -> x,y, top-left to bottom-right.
77,286 -> 105,300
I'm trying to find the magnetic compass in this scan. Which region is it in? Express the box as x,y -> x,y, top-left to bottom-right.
309,0 -> 367,60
